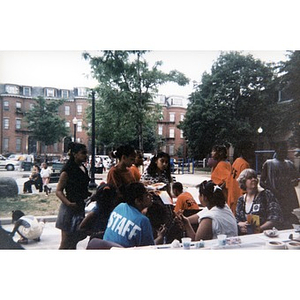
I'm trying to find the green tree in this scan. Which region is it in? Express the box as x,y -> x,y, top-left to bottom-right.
83,51 -> 189,152
25,96 -> 69,154
180,51 -> 278,159
278,50 -> 300,148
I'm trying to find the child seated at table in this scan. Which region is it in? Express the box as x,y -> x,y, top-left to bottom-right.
172,182 -> 199,213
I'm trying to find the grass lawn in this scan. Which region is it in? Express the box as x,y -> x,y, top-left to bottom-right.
0,193 -> 60,218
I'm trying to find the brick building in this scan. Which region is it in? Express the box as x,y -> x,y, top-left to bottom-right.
0,83 -> 188,159
0,83 -> 90,158
154,94 -> 188,158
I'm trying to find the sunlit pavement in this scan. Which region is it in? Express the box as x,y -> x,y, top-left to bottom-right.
1,221 -> 89,250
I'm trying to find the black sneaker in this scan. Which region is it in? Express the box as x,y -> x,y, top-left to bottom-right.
17,238 -> 28,244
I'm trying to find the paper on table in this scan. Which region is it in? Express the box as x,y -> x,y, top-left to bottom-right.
146,182 -> 166,190
158,190 -> 173,205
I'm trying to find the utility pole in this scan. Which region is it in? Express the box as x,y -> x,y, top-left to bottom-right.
89,90 -> 97,189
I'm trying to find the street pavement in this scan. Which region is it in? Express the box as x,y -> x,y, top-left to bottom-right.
0,169 -> 211,250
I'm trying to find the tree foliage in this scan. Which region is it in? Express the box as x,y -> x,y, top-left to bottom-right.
83,50 -> 189,152
180,51 -> 280,159
278,50 -> 300,147
25,96 -> 69,153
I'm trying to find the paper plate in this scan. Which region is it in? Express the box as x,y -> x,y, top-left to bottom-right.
264,228 -> 279,237
287,241 -> 300,250
147,182 -> 166,190
266,241 -> 286,249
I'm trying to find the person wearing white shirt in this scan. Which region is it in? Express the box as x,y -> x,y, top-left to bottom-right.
176,180 -> 238,240
40,162 -> 52,195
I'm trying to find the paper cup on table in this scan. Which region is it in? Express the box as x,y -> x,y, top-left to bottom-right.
195,240 -> 205,248
266,241 -> 286,249
217,234 -> 227,246
181,237 -> 192,249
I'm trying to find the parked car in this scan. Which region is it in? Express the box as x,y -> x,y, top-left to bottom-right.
0,154 -> 21,171
7,153 -> 34,162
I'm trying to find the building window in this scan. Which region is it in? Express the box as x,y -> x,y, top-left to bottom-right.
16,102 -> 21,109
77,120 -> 82,132
53,143 -> 58,152
23,86 -> 31,96
3,101 -> 9,111
77,87 -> 87,97
65,121 -> 70,128
16,138 -> 22,152
5,85 -> 19,94
180,130 -> 184,139
61,90 -> 69,98
77,104 -> 83,115
45,88 -> 56,97
3,138 -> 9,151
3,118 -> 9,129
169,128 -> 175,138
169,112 -> 175,122
65,106 -> 70,116
29,103 -> 35,110
180,113 -> 184,122
171,97 -> 183,106
169,144 -> 174,156
16,119 -> 21,130
158,125 -> 163,136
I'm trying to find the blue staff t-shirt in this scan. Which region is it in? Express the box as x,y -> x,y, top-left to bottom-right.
103,203 -> 155,247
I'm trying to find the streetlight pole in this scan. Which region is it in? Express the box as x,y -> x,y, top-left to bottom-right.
72,117 -> 78,142
256,127 -> 264,172
89,90 -> 97,189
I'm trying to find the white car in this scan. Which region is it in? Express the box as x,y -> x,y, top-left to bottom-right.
0,154 -> 21,171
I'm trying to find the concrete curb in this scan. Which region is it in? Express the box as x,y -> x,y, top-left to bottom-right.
0,215 -> 57,225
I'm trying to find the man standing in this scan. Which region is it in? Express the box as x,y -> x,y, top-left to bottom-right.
260,141 -> 299,228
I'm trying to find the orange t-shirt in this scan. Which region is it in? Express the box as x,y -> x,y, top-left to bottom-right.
107,166 -> 137,189
174,191 -> 199,213
226,157 -> 250,214
211,160 -> 231,200
130,165 -> 141,181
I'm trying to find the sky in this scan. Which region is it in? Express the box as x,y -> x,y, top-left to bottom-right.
0,2 -> 296,99
0,50 -> 289,98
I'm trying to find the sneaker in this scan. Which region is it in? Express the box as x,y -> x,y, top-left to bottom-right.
17,238 -> 28,244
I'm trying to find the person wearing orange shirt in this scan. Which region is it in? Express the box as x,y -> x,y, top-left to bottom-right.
210,145 -> 231,201
107,145 -> 137,201
173,182 -> 199,213
130,150 -> 144,181
226,142 -> 254,214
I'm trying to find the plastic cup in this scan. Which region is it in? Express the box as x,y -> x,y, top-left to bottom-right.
181,237 -> 192,249
217,234 -> 227,246
195,240 -> 205,249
